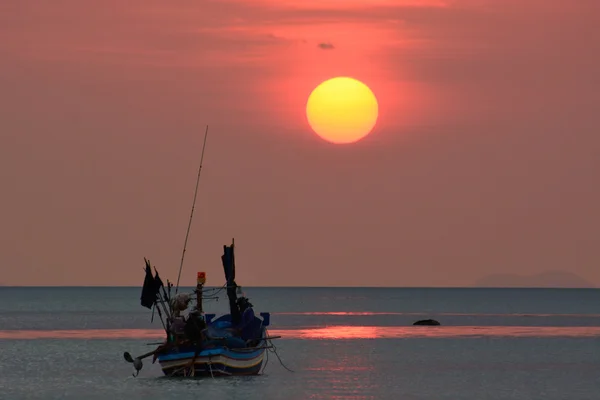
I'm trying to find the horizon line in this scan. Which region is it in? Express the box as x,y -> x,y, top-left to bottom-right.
0,285 -> 596,289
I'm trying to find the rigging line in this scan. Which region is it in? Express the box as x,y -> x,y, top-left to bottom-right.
175,125 -> 209,294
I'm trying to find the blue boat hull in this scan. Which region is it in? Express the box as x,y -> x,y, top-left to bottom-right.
157,343 -> 266,377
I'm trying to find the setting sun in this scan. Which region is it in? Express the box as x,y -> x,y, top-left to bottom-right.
306,77 -> 379,144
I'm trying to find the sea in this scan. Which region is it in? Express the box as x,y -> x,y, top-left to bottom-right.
1,287 -> 599,400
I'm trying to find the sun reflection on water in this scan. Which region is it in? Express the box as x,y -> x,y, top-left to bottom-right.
275,326 -> 600,339
1,326 -> 600,340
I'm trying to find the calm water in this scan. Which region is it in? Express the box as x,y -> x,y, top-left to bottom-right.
1,287 -> 600,399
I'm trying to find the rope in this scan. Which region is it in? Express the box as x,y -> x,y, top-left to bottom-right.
265,328 -> 294,373
170,365 -> 187,377
208,355 -> 215,379
261,346 -> 270,374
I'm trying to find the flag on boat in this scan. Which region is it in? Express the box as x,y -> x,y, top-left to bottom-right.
140,259 -> 164,309
221,244 -> 235,284
221,241 -> 242,324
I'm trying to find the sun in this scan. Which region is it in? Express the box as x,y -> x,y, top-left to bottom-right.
306,77 -> 379,144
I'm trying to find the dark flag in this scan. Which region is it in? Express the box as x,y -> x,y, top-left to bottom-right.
140,259 -> 163,309
221,244 -> 241,325
221,245 -> 235,284
154,269 -> 164,291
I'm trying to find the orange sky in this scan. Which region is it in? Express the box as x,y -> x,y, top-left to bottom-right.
1,0 -> 599,286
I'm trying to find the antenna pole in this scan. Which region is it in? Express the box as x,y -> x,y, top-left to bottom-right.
175,125 -> 209,294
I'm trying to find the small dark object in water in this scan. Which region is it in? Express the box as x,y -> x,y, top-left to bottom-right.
133,358 -> 143,373
413,319 -> 440,326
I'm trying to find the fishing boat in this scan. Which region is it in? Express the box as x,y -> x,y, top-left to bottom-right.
123,127 -> 279,377
124,240 -> 275,377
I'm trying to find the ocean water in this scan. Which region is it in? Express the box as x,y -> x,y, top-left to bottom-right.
1,287 -> 600,399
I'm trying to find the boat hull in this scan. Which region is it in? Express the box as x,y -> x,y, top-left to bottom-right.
157,346 -> 266,377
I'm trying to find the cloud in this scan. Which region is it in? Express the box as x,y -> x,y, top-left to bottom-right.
318,42 -> 335,50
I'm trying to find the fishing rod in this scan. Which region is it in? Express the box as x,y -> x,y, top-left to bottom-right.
175,125 -> 209,294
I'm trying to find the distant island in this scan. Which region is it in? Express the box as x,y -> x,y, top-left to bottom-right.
474,270 -> 595,288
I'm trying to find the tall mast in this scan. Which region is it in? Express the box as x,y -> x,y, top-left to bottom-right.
175,125 -> 209,294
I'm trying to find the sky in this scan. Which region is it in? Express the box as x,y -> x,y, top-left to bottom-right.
1,0 -> 599,286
